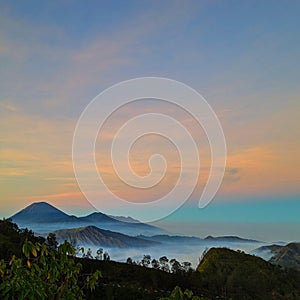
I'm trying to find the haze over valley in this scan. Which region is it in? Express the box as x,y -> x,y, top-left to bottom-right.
9,201 -> 297,269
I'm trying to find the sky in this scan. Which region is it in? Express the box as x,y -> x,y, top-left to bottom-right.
0,1 -> 299,239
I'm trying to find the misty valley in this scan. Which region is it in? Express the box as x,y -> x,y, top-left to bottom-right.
10,202 -> 274,268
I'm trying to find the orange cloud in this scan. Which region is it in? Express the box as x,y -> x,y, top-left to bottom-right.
220,145 -> 300,196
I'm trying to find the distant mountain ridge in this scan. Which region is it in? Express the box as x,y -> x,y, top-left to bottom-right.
10,202 -> 165,236
54,225 -> 160,248
138,234 -> 261,245
204,235 -> 261,243
138,234 -> 203,245
108,215 -> 141,223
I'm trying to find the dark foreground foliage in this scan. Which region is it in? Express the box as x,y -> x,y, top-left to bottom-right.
0,219 -> 44,260
1,219 -> 300,299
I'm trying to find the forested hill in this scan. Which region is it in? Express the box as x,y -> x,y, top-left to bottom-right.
197,247 -> 300,299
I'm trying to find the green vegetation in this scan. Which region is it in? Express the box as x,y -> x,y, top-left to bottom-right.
77,255 -> 195,299
125,255 -> 193,274
1,220 -> 300,299
197,247 -> 300,299
160,286 -> 203,300
0,239 -> 101,299
269,243 -> 300,270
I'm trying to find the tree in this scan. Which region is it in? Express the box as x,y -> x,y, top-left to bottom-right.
103,251 -> 110,261
159,256 -> 170,272
95,248 -> 103,260
170,258 -> 182,274
126,257 -> 133,264
0,219 -> 45,260
46,232 -> 58,249
151,258 -> 160,269
182,261 -> 193,273
83,248 -> 93,259
0,239 -> 101,299
141,254 -> 151,267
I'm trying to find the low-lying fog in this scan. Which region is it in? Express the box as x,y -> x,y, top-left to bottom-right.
79,241 -> 274,268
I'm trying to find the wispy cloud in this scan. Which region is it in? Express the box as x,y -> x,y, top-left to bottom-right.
1,1 -> 300,218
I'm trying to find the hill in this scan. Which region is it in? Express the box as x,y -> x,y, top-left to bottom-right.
255,243 -> 300,270
197,247 -> 300,299
269,243 -> 300,269
53,225 -> 160,248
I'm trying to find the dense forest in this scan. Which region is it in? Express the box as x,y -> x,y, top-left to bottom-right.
1,219 -> 300,299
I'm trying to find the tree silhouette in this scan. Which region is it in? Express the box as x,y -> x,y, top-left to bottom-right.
126,257 -> 133,264
151,258 -> 160,269
170,258 -> 182,274
46,232 -> 58,249
141,254 -> 151,267
103,251 -> 110,261
159,256 -> 170,272
95,248 -> 103,260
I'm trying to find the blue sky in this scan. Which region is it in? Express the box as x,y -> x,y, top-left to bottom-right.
0,1 -> 299,240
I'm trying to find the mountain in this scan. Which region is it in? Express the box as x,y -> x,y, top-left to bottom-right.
204,235 -> 261,243
11,202 -> 77,223
255,243 -> 300,270
79,212 -> 160,235
10,202 -> 165,236
137,234 -> 203,245
53,225 -> 160,248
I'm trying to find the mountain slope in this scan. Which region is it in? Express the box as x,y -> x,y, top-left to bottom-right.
11,202 -> 77,223
253,243 -> 300,270
197,247 -> 300,299
270,243 -> 300,269
79,212 -> 162,235
53,225 -> 160,248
